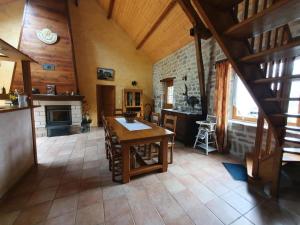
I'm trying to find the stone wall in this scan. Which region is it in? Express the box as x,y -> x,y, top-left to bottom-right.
152,39 -> 261,159
153,39 -> 225,114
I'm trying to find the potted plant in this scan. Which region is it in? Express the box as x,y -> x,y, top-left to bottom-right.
9,90 -> 19,106
81,100 -> 92,132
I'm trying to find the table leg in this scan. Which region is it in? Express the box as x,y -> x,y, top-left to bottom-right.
122,143 -> 130,183
158,136 -> 168,172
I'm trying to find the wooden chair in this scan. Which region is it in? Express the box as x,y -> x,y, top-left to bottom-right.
114,108 -> 123,116
151,114 -> 177,164
151,112 -> 161,126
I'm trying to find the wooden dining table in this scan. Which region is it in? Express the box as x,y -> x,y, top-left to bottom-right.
106,116 -> 174,183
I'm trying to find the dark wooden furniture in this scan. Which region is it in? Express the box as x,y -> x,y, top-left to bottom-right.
161,109 -> 205,146
32,94 -> 84,101
123,89 -> 143,117
106,116 -> 173,183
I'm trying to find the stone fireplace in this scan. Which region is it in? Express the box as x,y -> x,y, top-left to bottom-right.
33,96 -> 83,137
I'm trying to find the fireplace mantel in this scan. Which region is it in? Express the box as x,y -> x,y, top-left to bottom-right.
33,94 -> 84,101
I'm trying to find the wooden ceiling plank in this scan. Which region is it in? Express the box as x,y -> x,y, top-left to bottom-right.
136,0 -> 177,50
107,0 -> 115,19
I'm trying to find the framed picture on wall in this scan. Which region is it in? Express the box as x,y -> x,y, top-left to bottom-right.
46,84 -> 56,95
97,67 -> 115,81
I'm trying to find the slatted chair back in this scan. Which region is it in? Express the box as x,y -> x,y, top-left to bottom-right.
114,108 -> 123,116
163,114 -> 177,133
151,112 -> 161,125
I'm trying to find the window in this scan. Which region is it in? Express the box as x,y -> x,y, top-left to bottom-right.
287,58 -> 300,126
167,86 -> 174,105
233,76 -> 258,122
232,58 -> 300,125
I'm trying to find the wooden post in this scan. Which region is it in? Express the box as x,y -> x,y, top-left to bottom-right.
122,143 -> 130,183
22,60 -> 37,165
194,28 -> 207,116
252,110 -> 264,178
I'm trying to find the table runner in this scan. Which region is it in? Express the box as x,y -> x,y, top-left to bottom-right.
115,117 -> 152,131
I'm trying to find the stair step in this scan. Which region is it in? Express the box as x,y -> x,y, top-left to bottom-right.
224,0 -> 300,39
241,39 -> 300,63
263,97 -> 300,102
284,137 -> 300,144
271,113 -> 300,118
283,147 -> 300,154
282,152 -> 300,162
252,74 -> 300,84
286,126 -> 300,132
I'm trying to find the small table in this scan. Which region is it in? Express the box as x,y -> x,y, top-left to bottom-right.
106,117 -> 174,183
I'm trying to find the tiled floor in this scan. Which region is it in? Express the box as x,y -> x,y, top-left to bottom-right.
0,128 -> 299,225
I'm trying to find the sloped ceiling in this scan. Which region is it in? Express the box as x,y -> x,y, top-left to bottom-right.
98,0 -> 193,62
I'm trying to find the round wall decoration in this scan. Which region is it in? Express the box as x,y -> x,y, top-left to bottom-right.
36,28 -> 58,45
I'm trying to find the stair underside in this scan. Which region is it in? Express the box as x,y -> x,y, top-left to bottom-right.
283,147 -> 300,154
253,74 -> 300,84
240,39 -> 300,63
224,0 -> 300,39
282,152 -> 300,162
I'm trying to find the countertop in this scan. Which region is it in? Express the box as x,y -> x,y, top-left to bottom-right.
162,108 -> 202,115
0,105 -> 40,114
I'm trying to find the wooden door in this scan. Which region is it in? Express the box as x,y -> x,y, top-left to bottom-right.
97,85 -> 115,126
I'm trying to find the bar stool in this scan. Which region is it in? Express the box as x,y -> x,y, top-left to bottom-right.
193,115 -> 218,155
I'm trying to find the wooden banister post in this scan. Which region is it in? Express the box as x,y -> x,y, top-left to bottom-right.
252,110 -> 264,178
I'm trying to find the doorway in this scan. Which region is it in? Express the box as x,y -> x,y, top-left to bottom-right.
97,85 -> 116,126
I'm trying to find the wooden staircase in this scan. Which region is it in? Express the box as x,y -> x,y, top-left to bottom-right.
190,0 -> 300,197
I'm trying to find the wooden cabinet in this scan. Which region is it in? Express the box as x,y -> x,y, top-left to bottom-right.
123,89 -> 143,116
161,109 -> 205,146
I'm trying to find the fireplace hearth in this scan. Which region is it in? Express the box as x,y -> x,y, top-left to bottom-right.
46,105 -> 72,137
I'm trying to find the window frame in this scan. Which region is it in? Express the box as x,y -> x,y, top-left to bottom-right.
164,80 -> 174,109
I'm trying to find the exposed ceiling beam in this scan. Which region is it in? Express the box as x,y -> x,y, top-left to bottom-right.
107,0 -> 115,19
202,0 -> 243,10
136,0 -> 177,50
176,0 -> 211,39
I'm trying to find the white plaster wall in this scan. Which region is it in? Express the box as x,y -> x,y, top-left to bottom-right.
0,109 -> 34,198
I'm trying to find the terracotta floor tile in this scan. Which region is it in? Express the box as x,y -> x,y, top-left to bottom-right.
27,187 -> 57,206
188,182 -> 217,204
221,191 -> 255,215
206,197 -> 241,225
48,194 -> 78,219
127,192 -> 165,225
13,201 -> 52,225
230,217 -> 254,225
44,212 -> 76,225
1,129 -> 299,225
78,188 -> 103,209
75,203 -> 105,225
55,182 -> 81,198
104,195 -> 133,224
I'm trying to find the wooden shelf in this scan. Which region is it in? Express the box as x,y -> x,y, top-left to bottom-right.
0,105 -> 40,114
32,94 -> 84,101
224,0 -> 300,39
240,39 -> 300,63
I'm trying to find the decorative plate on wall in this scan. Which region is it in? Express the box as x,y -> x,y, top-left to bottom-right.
36,28 -> 58,45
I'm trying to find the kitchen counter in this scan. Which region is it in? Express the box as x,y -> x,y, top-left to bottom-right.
0,105 -> 40,114
161,109 -> 205,146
